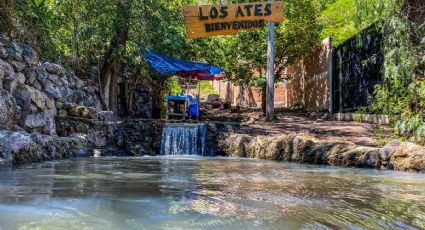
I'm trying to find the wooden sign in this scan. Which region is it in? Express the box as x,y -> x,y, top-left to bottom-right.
183,2 -> 284,39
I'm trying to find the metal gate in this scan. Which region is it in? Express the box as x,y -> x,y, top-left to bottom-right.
332,25 -> 384,113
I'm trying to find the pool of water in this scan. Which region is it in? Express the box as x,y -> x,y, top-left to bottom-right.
1,156 -> 425,230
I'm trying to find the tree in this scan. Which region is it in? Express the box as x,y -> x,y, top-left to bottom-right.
99,0 -> 133,112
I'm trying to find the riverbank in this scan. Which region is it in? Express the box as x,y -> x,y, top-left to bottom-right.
219,132 -> 425,172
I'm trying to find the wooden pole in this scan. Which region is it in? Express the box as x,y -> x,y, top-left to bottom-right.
266,0 -> 275,122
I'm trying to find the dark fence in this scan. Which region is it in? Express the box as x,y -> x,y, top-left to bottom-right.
332,25 -> 384,113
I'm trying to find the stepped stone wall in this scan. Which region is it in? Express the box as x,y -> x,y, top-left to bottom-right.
0,41 -> 108,165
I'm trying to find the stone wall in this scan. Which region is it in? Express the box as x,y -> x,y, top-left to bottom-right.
0,41 -> 104,165
0,41 -> 101,135
219,133 -> 425,173
56,116 -> 239,157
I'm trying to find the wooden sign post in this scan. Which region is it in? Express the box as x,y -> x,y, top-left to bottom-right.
183,2 -> 283,39
266,0 -> 275,122
183,1 -> 283,122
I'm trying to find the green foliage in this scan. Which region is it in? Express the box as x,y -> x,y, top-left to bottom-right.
168,76 -> 182,95
320,0 -> 400,45
224,0 -> 321,86
198,81 -> 218,98
368,0 -> 425,145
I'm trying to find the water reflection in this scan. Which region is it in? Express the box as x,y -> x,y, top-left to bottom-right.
0,156 -> 425,229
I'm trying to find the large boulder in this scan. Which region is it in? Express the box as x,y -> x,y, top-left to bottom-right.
0,89 -> 18,129
246,136 -> 270,159
0,131 -> 90,165
52,134 -> 91,159
323,144 -> 380,168
291,134 -> 318,162
265,135 -> 287,161
0,131 -> 45,165
379,140 -> 401,169
221,133 -> 253,157
391,142 -> 425,172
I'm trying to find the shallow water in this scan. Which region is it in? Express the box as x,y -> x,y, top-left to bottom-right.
1,156 -> 425,230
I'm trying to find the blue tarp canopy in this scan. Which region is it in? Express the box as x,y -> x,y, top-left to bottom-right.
143,50 -> 224,80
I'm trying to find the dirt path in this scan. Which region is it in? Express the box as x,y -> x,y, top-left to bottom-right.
205,110 -> 391,147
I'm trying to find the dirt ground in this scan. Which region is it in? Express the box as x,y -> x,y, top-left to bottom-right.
204,109 -> 392,147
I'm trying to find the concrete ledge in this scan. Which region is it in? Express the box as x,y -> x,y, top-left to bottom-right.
334,113 -> 390,125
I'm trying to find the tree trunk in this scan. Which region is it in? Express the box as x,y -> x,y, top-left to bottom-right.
109,63 -> 121,113
99,0 -> 132,111
262,87 -> 266,117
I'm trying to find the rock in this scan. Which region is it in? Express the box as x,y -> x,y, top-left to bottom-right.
35,65 -> 48,81
15,72 -> 26,86
0,131 -> 44,165
265,135 -> 287,161
40,78 -> 54,89
69,106 -> 97,119
323,143 -> 356,166
6,43 -> 23,61
0,59 -> 15,80
0,68 -> 3,88
56,102 -> 64,109
19,43 -> 38,66
292,134 -> 318,162
223,134 -> 253,157
63,102 -> 75,110
281,133 -> 296,161
358,149 -> 381,168
54,134 -> 91,158
247,136 -> 270,159
379,140 -> 401,168
20,85 -> 47,110
24,112 -> 48,129
24,68 -> 37,85
58,109 -> 68,117
23,109 -> 56,135
45,97 -> 55,109
0,130 -> 92,165
31,80 -> 43,91
5,72 -> 26,93
45,85 -> 61,99
223,101 -> 232,109
207,94 -> 220,102
11,60 -> 26,72
211,101 -> 223,109
13,86 -> 32,116
44,62 -> 65,76
0,45 -> 8,59
0,89 -> 18,129
323,144 -> 380,168
47,74 -> 63,86
97,111 -> 117,122
391,142 -> 425,172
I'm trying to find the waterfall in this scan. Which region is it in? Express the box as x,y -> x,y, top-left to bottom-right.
160,123 -> 206,156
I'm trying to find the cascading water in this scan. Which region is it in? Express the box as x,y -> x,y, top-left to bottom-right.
160,123 -> 206,156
